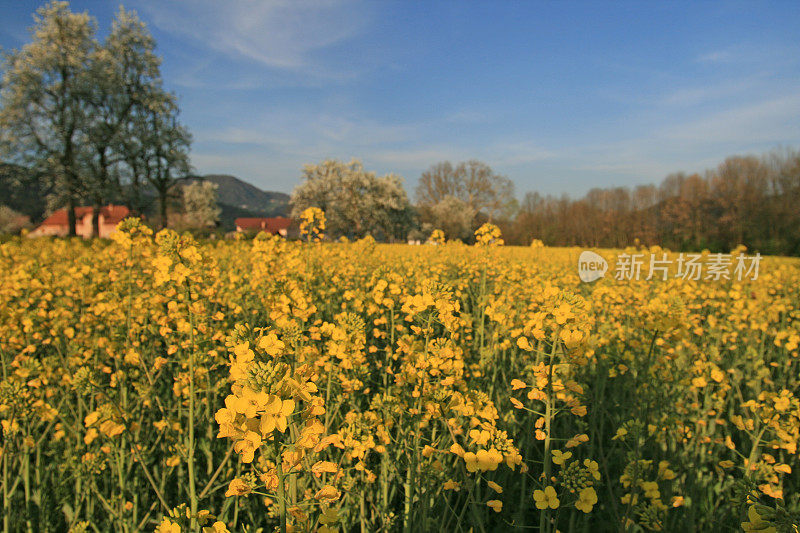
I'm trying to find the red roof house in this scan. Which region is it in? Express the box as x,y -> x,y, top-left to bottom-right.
235,217 -> 291,236
29,205 -> 131,238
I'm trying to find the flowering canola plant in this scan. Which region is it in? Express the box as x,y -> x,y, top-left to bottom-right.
0,219 -> 797,532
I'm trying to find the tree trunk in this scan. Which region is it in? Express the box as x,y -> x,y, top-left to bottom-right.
159,189 -> 168,229
129,168 -> 142,216
67,195 -> 77,237
64,156 -> 79,237
93,148 -> 109,238
92,203 -> 101,238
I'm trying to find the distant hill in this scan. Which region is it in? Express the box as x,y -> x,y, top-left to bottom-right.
184,174 -> 290,217
179,174 -> 290,231
1,163 -> 290,231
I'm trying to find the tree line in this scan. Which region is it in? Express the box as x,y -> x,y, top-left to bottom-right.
0,1 -> 191,236
289,158 -> 516,242
3,3 -> 798,254
291,148 -> 800,255
503,148 -> 800,255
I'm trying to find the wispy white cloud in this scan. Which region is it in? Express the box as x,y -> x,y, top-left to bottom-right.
695,43 -> 800,68
189,87 -> 800,194
191,151 -> 304,185
566,139 -> 685,180
368,148 -> 467,169
661,93 -> 800,144
696,49 -> 736,64
140,0 -> 370,79
199,127 -> 297,149
488,142 -> 557,167
190,110 -> 436,190
444,110 -> 493,124
661,78 -> 759,107
168,13 -> 798,196
310,115 -> 416,144
198,112 -> 421,152
558,93 -> 800,186
192,122 -> 559,191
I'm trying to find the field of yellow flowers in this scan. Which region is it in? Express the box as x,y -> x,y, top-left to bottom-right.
0,216 -> 798,532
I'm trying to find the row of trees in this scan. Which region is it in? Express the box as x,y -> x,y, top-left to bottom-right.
0,1 -> 191,236
3,3 -> 797,252
291,148 -> 800,255
289,158 -> 515,242
290,159 -> 414,240
505,149 -> 800,255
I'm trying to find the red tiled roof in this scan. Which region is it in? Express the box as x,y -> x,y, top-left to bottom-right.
40,205 -> 130,226
235,217 -> 267,230
235,217 -> 291,233
265,217 -> 291,233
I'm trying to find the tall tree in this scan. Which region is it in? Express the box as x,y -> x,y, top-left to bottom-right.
425,195 -> 475,241
0,1 -> 97,236
416,160 -> 515,236
83,6 -> 160,236
178,180 -> 221,229
290,159 -> 412,240
142,99 -> 192,230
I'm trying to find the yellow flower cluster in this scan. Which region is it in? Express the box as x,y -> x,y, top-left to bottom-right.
474,222 -> 504,246
0,218 -> 797,532
427,228 -> 446,245
299,207 -> 326,242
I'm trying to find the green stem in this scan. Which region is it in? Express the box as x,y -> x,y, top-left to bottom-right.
186,286 -> 198,527
276,441 -> 287,533
540,332 -> 559,533
402,451 -> 414,533
23,450 -> 32,533
2,441 -> 8,533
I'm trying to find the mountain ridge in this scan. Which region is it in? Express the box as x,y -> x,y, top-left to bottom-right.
0,163 -> 290,230
182,174 -> 290,216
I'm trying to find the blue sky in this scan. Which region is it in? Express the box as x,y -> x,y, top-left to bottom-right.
2,1 -> 799,196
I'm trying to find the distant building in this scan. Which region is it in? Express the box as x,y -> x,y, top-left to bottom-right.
29,205 -> 130,238
234,216 -> 291,236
